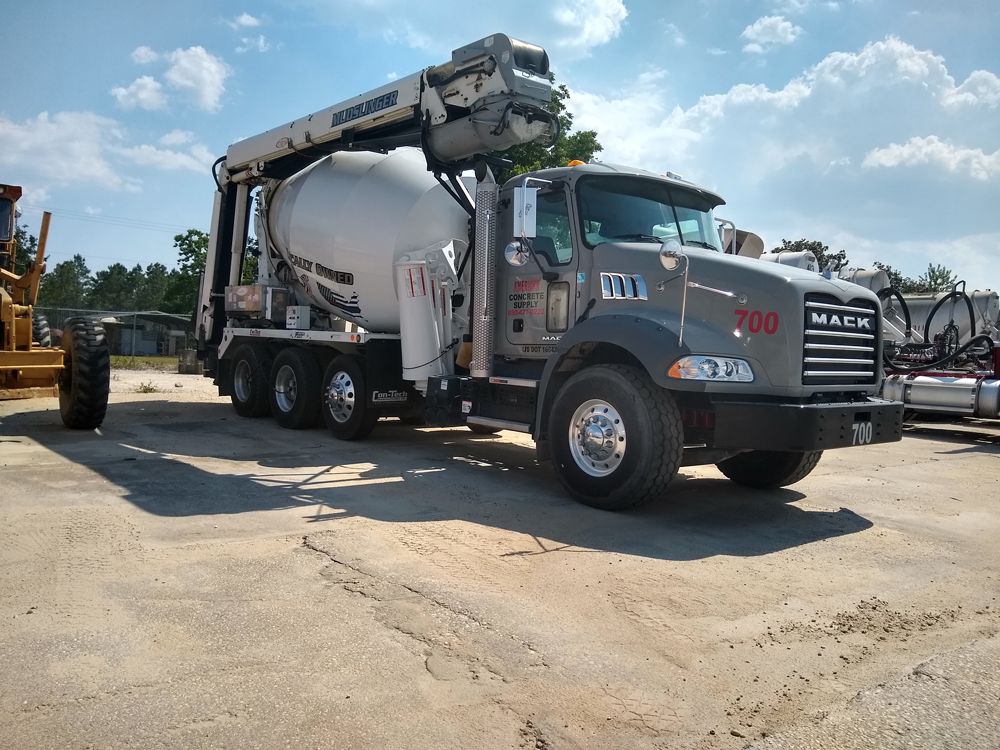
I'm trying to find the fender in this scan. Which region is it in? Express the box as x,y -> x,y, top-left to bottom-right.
533,313 -> 688,444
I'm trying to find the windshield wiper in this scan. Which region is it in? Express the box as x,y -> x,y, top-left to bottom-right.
608,234 -> 664,243
681,239 -> 718,250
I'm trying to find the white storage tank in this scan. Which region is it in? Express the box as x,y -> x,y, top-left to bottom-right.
264,148 -> 472,333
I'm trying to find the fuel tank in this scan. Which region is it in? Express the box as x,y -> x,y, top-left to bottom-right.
264,148 -> 471,333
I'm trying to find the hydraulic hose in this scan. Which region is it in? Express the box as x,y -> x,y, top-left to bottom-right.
878,287 -> 912,341
883,334 -> 995,373
923,289 -> 976,344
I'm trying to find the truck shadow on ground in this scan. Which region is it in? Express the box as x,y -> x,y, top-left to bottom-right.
902,421 -> 1000,453
2,400 -> 873,562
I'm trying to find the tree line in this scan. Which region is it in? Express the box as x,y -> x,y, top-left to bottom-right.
14,227 -> 252,315
769,239 -> 958,294
18,229 -> 961,318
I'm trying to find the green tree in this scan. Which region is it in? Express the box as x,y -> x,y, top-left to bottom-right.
89,263 -> 136,310
872,261 -> 908,291
136,262 -> 170,310
770,238 -> 848,272
492,79 -> 602,184
241,236 -> 259,284
913,263 -> 957,293
12,224 -> 41,275
38,254 -> 91,308
161,230 -> 209,315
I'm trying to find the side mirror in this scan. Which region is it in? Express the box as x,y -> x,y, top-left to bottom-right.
659,240 -> 684,271
512,186 -> 537,238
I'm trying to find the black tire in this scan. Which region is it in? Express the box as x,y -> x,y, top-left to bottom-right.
467,423 -> 501,435
58,318 -> 111,430
716,450 -> 823,489
321,355 -> 379,440
229,343 -> 272,418
549,365 -> 683,511
268,347 -> 321,429
33,315 -> 52,348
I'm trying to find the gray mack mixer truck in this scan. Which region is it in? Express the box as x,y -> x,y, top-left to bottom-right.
196,33 -> 903,510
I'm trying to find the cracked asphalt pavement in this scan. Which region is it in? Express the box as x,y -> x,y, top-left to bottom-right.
1,369 -> 998,749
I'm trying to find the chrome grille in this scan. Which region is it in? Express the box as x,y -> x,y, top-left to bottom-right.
802,294 -> 878,385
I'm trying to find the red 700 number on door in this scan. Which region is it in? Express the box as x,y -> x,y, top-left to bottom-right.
735,309 -> 779,334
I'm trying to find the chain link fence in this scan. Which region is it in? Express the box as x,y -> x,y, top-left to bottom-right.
34,307 -> 195,357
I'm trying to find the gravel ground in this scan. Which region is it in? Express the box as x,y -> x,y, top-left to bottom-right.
1,367 -> 998,749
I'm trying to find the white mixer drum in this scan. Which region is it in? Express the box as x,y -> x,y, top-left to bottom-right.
266,148 -> 471,333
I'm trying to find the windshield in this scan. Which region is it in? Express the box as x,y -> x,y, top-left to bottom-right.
577,176 -> 724,252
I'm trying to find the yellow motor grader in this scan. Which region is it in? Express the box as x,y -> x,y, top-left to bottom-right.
0,183 -> 109,428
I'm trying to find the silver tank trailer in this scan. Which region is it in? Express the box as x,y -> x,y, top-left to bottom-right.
263,148 -> 471,333
903,290 -> 1000,343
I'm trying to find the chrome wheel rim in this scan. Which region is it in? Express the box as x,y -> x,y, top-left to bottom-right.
233,359 -> 253,403
274,364 -> 298,412
325,370 -> 356,423
568,399 -> 626,477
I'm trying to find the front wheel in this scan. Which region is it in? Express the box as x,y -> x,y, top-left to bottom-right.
59,318 -> 111,429
321,355 -> 379,440
716,450 -> 823,489
549,365 -> 683,511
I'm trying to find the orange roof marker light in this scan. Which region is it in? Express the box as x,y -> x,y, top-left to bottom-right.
567,160 -> 585,166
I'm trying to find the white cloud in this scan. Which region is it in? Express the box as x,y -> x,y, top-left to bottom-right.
742,15 -> 803,54
164,47 -> 231,112
236,35 -> 270,53
230,13 -> 261,28
84,206 -> 102,215
289,0 -> 625,59
863,136 -> 1000,180
159,130 -> 194,146
777,0 -> 813,12
0,110 -> 219,200
387,72 -> 399,81
111,76 -> 166,110
567,37 -> 999,285
117,143 -> 216,172
707,48 -> 727,56
0,111 -> 126,189
942,69 -> 1000,109
663,22 -> 686,47
552,0 -> 628,56
131,46 -> 159,64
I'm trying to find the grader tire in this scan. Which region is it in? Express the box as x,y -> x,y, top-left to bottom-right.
33,315 -> 52,347
58,318 -> 111,429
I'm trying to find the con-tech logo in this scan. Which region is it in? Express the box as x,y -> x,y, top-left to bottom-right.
600,272 -> 647,301
372,390 -> 408,404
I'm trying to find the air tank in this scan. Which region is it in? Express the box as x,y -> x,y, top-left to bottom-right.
264,148 -> 472,333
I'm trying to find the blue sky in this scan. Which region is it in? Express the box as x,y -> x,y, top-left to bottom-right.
2,1 -> 997,288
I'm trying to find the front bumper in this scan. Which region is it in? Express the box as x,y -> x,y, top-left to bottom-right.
712,397 -> 903,452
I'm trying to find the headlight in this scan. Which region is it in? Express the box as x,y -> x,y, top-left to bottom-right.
668,356 -> 753,382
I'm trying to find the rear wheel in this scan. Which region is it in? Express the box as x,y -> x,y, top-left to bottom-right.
230,344 -> 272,418
716,450 -> 823,489
33,315 -> 52,347
268,347 -> 321,429
59,318 -> 111,429
549,365 -> 682,511
321,355 -> 379,440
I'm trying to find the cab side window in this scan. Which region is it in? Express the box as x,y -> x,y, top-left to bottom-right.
533,191 -> 573,266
